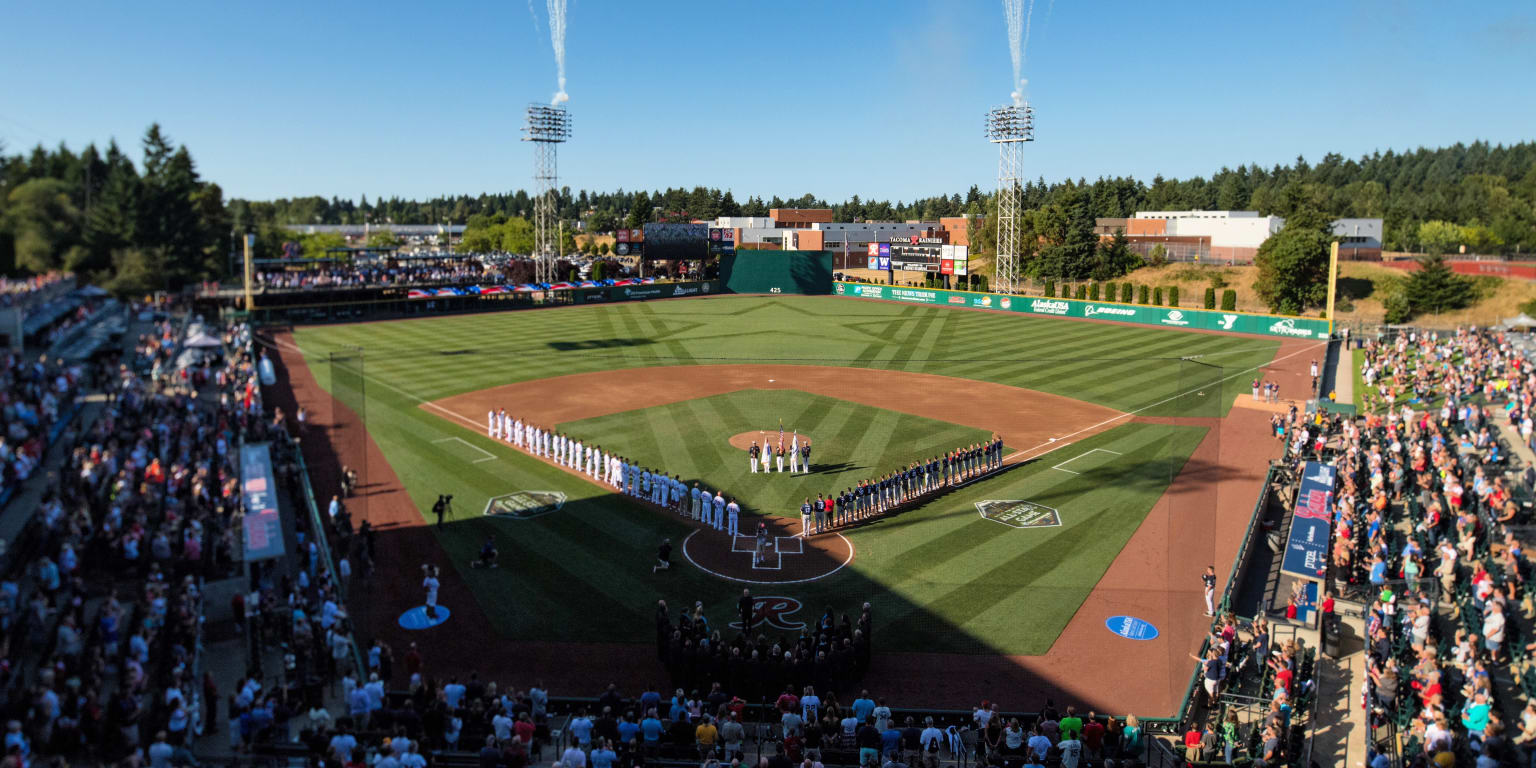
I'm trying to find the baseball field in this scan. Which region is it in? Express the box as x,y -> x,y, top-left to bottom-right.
272,293 -> 1311,712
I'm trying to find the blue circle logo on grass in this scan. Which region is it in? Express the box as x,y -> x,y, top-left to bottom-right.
1106,615 -> 1158,640
398,605 -> 451,630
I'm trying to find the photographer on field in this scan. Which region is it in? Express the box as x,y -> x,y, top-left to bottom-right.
433,494 -> 453,529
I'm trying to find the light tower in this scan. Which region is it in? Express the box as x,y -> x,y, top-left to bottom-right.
985,103 -> 1034,295
522,104 -> 572,283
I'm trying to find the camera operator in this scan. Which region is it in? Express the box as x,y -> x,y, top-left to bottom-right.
433,494 -> 453,529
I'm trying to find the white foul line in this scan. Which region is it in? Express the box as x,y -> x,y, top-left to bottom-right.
1051,447 -> 1123,475
432,436 -> 498,463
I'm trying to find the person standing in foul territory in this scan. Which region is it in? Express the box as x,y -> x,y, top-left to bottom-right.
800,440 -> 812,474
789,432 -> 801,473
726,498 -> 740,537
1202,565 -> 1218,616
801,498 -> 814,537
750,442 -> 761,473
422,565 -> 441,619
652,538 -> 672,573
712,492 -> 727,531
738,589 -> 755,635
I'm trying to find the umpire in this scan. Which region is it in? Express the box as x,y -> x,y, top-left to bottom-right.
738,589 -> 755,635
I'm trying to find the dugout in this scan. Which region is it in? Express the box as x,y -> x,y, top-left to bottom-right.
719,250 -> 832,295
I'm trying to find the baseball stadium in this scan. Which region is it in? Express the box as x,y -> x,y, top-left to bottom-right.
244,249 -> 1332,729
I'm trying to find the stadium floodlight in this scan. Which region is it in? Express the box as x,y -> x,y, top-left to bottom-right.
522,104 -> 572,284
985,103 -> 1034,296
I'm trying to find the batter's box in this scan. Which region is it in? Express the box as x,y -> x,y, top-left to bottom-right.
729,535 -> 803,570
976,500 -> 1062,529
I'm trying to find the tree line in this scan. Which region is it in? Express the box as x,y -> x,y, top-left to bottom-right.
0,125 -> 230,292
3,128 -> 1533,292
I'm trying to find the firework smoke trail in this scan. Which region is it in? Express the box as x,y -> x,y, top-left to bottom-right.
1003,0 -> 1035,104
548,0 -> 568,104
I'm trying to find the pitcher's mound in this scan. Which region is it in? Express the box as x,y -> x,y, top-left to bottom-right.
728,431 -> 814,451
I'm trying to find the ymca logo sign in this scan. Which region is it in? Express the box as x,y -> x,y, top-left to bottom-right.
728,596 -> 807,631
976,500 -> 1062,529
1218,314 -> 1238,330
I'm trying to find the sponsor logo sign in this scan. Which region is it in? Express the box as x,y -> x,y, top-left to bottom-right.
1219,314 -> 1238,330
1084,304 -> 1137,318
729,596 -> 807,631
891,288 -> 938,303
1161,310 -> 1190,326
836,284 -> 847,295
671,285 -> 699,297
484,490 -> 568,520
972,296 -> 992,308
999,297 -> 1011,310
975,500 -> 1062,529
948,296 -> 965,304
582,292 -> 607,303
1280,461 -> 1335,579
624,287 -> 663,299
1268,318 -> 1314,338
867,243 -> 879,257
1029,299 -> 1070,316
1105,615 -> 1159,640
854,285 -> 885,298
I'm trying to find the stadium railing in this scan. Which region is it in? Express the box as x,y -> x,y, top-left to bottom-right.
285,426 -> 368,678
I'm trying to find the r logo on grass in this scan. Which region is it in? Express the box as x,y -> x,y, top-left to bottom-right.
728,596 -> 807,631
484,491 -> 567,520
976,500 -> 1062,529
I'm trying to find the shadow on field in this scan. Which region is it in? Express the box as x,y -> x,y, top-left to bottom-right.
547,337 -> 655,351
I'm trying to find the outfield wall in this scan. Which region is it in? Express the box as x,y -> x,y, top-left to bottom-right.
834,282 -> 1332,340
721,250 -> 833,295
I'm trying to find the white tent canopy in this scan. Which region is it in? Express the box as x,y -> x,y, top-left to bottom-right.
184,332 -> 223,349
1502,313 -> 1536,330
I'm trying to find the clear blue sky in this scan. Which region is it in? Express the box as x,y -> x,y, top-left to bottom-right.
2,0 -> 1532,205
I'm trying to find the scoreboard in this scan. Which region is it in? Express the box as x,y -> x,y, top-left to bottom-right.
867,237 -> 968,275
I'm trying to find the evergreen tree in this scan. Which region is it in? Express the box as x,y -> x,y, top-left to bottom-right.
1404,253 -> 1473,315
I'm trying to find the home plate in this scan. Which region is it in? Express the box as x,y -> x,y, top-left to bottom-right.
1049,437 -> 1057,442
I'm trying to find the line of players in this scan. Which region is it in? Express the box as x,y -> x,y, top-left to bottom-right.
486,408 -> 747,536
799,436 -> 1006,535
487,408 -> 626,488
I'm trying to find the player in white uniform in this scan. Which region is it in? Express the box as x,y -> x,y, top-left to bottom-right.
698,488 -> 712,521
712,493 -> 726,530
488,410 -> 497,438
726,499 -> 740,537
789,433 -> 800,472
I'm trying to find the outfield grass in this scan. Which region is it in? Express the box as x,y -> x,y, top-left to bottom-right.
292,295 -> 1257,654
559,390 -> 997,518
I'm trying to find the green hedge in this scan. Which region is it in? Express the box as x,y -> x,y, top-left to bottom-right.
1153,287 -> 1164,306
1204,287 -> 1216,309
1045,281 -> 1056,297
1121,282 -> 1133,303
1075,284 -> 1087,300
1168,286 -> 1179,306
1221,289 -> 1237,311
1089,282 -> 1100,301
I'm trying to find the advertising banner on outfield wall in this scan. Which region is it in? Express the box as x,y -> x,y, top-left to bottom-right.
832,282 -> 1331,340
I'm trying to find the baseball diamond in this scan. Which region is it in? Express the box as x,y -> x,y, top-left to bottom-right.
273,292 -> 1319,714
